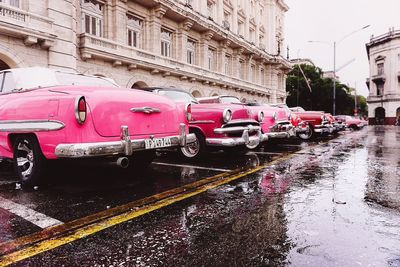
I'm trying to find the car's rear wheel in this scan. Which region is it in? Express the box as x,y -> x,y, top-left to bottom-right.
298,125 -> 313,140
13,135 -> 46,186
180,131 -> 206,160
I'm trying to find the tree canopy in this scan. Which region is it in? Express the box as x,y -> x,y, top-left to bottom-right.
286,64 -> 367,116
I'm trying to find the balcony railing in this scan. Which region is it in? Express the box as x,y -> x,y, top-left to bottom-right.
79,33 -> 273,96
0,3 -> 55,45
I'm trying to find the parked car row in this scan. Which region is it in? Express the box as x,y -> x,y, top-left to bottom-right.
0,68 -> 366,186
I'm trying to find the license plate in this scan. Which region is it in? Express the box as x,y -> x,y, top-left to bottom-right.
144,137 -> 172,149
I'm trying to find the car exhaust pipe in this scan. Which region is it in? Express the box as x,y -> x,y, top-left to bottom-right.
116,157 -> 129,168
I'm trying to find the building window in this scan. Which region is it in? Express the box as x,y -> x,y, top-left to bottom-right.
250,65 -> 255,82
207,0 -> 215,19
237,21 -> 244,36
249,29 -> 255,43
127,14 -> 143,48
377,83 -> 384,96
239,60 -> 244,79
225,54 -> 231,75
0,0 -> 19,7
161,28 -> 173,57
208,48 -> 216,70
377,63 -> 384,75
187,38 -> 196,65
260,68 -> 265,85
81,0 -> 104,37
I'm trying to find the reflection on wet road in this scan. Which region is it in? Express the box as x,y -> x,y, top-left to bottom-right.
0,126 -> 399,266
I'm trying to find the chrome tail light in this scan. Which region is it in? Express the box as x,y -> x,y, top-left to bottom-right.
75,96 -> 87,124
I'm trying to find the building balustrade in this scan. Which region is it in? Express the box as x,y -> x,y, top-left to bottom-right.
0,3 -> 55,47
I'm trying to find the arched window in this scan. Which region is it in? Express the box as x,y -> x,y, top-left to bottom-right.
131,81 -> 148,89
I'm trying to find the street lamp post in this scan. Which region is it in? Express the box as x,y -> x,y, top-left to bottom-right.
309,25 -> 370,115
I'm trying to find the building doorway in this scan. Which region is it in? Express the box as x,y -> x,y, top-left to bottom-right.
374,107 -> 385,125
0,59 -> 10,71
131,81 -> 148,89
191,90 -> 202,98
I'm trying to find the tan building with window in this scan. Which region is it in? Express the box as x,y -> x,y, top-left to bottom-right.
0,0 -> 290,103
366,28 -> 400,125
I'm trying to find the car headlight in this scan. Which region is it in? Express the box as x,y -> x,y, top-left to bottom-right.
273,112 -> 277,121
222,108 -> 232,123
257,111 -> 264,122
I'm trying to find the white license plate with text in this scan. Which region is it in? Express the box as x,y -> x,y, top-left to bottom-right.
144,137 -> 172,149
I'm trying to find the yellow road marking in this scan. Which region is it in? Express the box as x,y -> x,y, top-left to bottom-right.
0,152 -> 298,266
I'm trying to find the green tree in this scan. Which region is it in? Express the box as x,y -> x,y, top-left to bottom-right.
286,64 -> 360,115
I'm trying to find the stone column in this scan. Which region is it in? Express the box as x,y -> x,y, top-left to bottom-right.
199,31 -> 214,68
232,0 -> 238,34
110,0 -> 127,43
146,5 -> 168,54
232,48 -> 244,78
217,40 -> 230,73
46,0 -> 77,71
176,19 -> 193,62
216,0 -> 224,25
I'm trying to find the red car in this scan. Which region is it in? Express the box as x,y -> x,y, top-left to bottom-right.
141,88 -> 265,159
289,107 -> 332,140
0,68 -> 195,185
197,96 -> 294,140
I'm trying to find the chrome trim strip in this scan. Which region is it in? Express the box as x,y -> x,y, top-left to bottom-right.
189,120 -> 215,124
214,125 -> 261,134
223,119 -> 259,125
130,107 -> 161,114
0,120 -> 65,132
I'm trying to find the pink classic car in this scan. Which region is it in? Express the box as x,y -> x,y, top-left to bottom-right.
270,103 -> 310,136
141,88 -> 265,159
289,107 -> 332,140
197,96 -> 294,140
0,68 -> 195,185
334,115 -> 367,130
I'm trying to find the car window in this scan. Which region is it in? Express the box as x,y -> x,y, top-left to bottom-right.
55,72 -> 118,87
0,72 -> 4,92
158,90 -> 198,103
220,96 -> 241,104
2,72 -> 15,93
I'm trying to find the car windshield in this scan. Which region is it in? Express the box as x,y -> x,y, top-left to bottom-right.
6,68 -> 118,91
220,96 -> 241,104
55,73 -> 118,87
157,90 -> 198,103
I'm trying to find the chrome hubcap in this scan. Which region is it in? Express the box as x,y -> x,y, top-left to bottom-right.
16,140 -> 34,178
181,136 -> 200,157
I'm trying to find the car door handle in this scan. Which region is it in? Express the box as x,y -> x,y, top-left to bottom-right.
130,107 -> 161,114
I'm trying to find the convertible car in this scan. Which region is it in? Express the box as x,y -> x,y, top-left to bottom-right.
0,67 -> 195,185
289,107 -> 332,140
197,96 -> 294,140
140,88 -> 265,159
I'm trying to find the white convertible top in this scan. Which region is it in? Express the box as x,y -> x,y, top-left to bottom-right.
1,67 -> 119,91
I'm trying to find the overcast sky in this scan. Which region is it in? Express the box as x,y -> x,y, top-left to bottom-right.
285,0 -> 400,97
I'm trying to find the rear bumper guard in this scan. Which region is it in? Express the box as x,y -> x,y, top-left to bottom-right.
55,124 -> 196,158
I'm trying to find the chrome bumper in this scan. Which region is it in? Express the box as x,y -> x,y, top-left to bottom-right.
267,123 -> 295,139
313,124 -> 331,133
207,125 -> 267,147
295,122 -> 309,133
55,124 -> 196,158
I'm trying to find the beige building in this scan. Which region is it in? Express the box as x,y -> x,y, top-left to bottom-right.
366,28 -> 400,125
0,0 -> 290,103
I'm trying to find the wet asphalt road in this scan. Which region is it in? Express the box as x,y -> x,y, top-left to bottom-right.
0,126 -> 400,266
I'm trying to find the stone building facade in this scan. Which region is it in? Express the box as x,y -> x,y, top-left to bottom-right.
0,0 -> 290,103
366,28 -> 400,125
